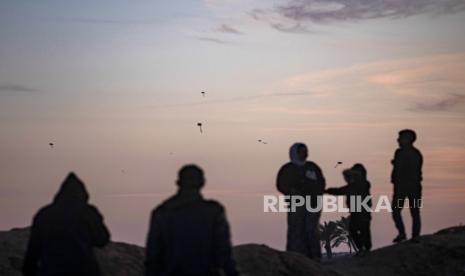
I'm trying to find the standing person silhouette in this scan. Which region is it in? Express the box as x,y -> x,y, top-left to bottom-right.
325,164 -> 372,253
23,172 -> 110,276
391,129 -> 423,243
145,165 -> 238,276
277,143 -> 326,260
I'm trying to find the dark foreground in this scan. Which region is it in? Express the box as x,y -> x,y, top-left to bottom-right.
1,226 -> 465,276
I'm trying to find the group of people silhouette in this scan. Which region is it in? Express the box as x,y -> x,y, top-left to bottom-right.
22,129 -> 423,276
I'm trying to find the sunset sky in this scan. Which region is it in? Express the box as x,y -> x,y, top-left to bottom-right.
1,0 -> 465,250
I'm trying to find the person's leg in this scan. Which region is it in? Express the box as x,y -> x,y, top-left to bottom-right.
392,191 -> 406,241
409,187 -> 422,239
364,217 -> 372,251
287,206 -> 308,255
349,215 -> 362,252
306,211 -> 322,260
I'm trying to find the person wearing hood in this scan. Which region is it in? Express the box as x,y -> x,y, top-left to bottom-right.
325,164 -> 372,253
23,172 -> 110,276
145,165 -> 238,276
277,143 -> 326,260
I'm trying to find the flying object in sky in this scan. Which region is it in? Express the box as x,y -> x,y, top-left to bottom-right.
334,161 -> 343,168
201,91 -> 206,97
48,143 -> 54,149
257,140 -> 268,144
197,122 -> 203,133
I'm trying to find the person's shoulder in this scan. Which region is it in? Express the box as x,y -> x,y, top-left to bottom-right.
280,162 -> 294,170
204,199 -> 224,209
82,204 -> 103,217
151,196 -> 174,213
31,203 -> 56,224
394,148 -> 403,156
365,180 -> 371,190
412,146 -> 423,156
34,204 -> 53,219
277,162 -> 295,178
306,161 -> 322,170
85,204 -> 99,212
203,199 -> 226,215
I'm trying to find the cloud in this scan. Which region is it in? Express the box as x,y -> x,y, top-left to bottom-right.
411,94 -> 465,112
285,52 -> 465,112
251,0 -> 465,32
216,24 -> 242,34
0,84 -> 38,93
275,0 -> 465,23
271,22 -> 312,33
195,36 -> 231,44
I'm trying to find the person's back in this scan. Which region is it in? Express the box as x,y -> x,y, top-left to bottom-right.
391,145 -> 423,192
23,173 -> 110,276
145,165 -> 237,276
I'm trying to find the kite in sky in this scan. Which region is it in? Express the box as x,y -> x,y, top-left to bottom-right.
334,161 -> 343,168
197,122 -> 203,133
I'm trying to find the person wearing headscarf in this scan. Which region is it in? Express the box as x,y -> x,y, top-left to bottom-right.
23,172 -> 110,276
276,143 -> 326,260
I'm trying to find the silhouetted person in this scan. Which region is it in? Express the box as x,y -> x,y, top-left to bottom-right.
391,129 -> 423,243
277,143 -> 325,260
326,164 -> 372,253
23,172 -> 110,276
145,165 -> 238,276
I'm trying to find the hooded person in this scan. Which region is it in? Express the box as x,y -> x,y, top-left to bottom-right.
325,164 -> 372,253
145,165 -> 238,276
23,172 -> 110,276
276,143 -> 326,260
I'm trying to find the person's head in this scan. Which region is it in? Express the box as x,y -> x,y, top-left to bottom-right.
289,143 -> 308,166
398,129 -> 417,148
54,172 -> 89,204
176,164 -> 205,190
343,164 -> 366,184
351,163 -> 367,180
342,169 -> 353,183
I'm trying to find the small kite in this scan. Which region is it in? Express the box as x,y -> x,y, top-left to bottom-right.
49,143 -> 54,149
258,140 -> 268,145
201,91 -> 206,97
197,122 -> 203,133
334,161 -> 343,168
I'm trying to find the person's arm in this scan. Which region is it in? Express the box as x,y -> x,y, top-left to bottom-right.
316,164 -> 326,191
213,207 -> 238,276
22,213 -> 42,276
145,210 -> 164,276
325,185 -> 349,195
277,165 -> 292,195
85,205 -> 110,248
409,150 -> 423,183
391,149 -> 400,184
